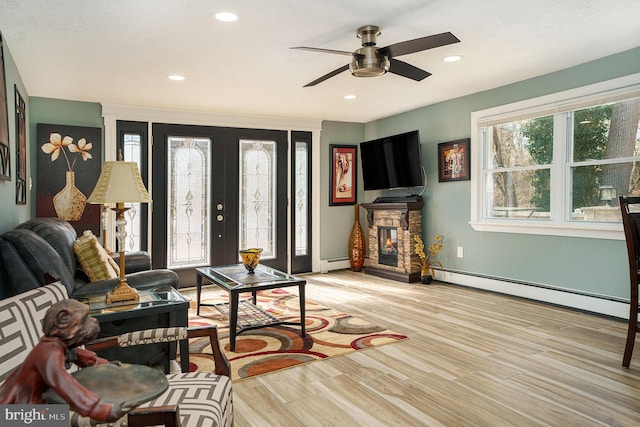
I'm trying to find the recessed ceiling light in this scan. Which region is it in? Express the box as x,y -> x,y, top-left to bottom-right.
443,55 -> 462,62
168,75 -> 185,81
215,12 -> 238,22
344,94 -> 357,100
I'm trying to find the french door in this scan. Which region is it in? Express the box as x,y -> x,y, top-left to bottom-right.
150,124 -> 288,285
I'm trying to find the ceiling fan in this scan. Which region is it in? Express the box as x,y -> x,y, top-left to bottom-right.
291,25 -> 460,87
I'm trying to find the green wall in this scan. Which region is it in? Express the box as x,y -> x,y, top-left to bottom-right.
363,46 -> 640,299
319,120 -> 365,260
0,40 -> 29,231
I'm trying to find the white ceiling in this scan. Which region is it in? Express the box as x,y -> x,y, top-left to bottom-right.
1,0 -> 639,123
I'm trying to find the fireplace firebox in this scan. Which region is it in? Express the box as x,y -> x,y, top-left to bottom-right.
378,227 -> 398,266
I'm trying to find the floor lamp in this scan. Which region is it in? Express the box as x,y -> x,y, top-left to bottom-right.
87,161 -> 152,303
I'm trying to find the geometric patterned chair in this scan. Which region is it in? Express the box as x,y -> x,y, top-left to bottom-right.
0,282 -> 233,427
78,328 -> 234,427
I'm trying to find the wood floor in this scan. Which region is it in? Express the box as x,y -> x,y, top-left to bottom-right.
231,269 -> 640,426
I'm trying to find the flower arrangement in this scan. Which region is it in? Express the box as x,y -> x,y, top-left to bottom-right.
414,234 -> 444,277
41,133 -> 93,170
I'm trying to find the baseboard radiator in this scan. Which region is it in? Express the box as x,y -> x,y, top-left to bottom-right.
320,257 -> 350,273
317,261 -> 628,319
434,269 -> 629,320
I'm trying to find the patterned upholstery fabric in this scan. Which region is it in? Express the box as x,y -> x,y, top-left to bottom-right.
140,373 -> 233,427
117,327 -> 188,347
0,282 -> 68,382
70,373 -> 233,427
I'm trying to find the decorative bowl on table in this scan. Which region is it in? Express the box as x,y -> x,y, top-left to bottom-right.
239,248 -> 263,274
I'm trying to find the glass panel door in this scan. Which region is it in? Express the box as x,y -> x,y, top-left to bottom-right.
152,124 -> 288,284
167,136 -> 211,268
239,139 -> 277,258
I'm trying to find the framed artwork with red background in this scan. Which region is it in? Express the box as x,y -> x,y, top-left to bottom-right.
329,144 -> 357,206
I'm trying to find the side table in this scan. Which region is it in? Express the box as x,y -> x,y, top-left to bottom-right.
74,285 -> 189,373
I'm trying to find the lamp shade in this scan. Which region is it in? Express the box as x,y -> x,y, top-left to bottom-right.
87,161 -> 152,204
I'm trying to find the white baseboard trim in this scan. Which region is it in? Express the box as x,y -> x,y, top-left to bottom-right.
434,270 -> 629,320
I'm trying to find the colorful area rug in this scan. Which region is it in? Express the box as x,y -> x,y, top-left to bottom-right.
177,286 -> 407,381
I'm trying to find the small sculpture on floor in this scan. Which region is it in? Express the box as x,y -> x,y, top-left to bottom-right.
0,299 -> 130,422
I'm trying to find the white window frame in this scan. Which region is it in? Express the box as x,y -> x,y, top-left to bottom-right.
470,73 -> 640,240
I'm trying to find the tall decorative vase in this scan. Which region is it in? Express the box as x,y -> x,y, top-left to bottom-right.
348,203 -> 365,272
53,171 -> 87,221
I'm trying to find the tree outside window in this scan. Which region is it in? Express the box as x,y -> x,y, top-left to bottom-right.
485,97 -> 640,223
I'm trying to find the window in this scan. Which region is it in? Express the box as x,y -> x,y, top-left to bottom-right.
122,132 -> 143,252
471,74 -> 640,239
116,120 -> 149,253
239,139 -> 277,259
294,141 -> 309,256
167,136 -> 211,268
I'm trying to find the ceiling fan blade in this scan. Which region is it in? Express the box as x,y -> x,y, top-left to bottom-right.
388,58 -> 431,81
290,46 -> 354,56
380,32 -> 460,58
303,64 -> 350,87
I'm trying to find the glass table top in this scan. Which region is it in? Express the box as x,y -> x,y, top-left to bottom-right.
196,264 -> 303,291
75,285 -> 187,316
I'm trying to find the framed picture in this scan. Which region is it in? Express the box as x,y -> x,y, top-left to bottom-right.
329,144 -> 357,206
15,86 -> 26,204
0,141 -> 8,182
36,123 -> 102,235
438,138 -> 470,182
0,32 -> 10,181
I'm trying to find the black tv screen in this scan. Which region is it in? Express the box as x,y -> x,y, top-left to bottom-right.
360,130 -> 423,191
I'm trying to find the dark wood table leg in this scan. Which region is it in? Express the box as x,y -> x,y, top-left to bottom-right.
229,291 -> 239,352
176,307 -> 190,373
251,290 -> 257,305
299,283 -> 306,337
196,273 -> 203,316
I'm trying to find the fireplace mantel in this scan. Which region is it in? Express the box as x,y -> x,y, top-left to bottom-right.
360,200 -> 424,230
360,199 -> 424,282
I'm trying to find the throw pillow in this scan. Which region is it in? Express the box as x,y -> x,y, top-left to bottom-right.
73,230 -> 119,282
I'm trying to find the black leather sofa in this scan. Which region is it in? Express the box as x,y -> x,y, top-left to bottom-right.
0,217 -> 179,298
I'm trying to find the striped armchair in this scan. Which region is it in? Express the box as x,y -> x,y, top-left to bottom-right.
0,282 -> 233,427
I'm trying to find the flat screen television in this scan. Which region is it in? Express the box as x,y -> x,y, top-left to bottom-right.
360,130 -> 423,191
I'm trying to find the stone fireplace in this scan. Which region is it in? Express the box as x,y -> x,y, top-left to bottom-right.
361,198 -> 424,282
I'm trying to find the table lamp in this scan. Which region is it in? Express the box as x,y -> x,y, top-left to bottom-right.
87,161 -> 152,303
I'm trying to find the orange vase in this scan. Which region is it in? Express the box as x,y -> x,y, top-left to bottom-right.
348,203 -> 365,271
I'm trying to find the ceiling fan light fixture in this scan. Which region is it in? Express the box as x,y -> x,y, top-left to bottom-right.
350,47 -> 390,77
356,25 -> 381,46
294,24 -> 459,87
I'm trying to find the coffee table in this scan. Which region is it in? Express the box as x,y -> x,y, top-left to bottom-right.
74,285 -> 189,373
195,264 -> 306,351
